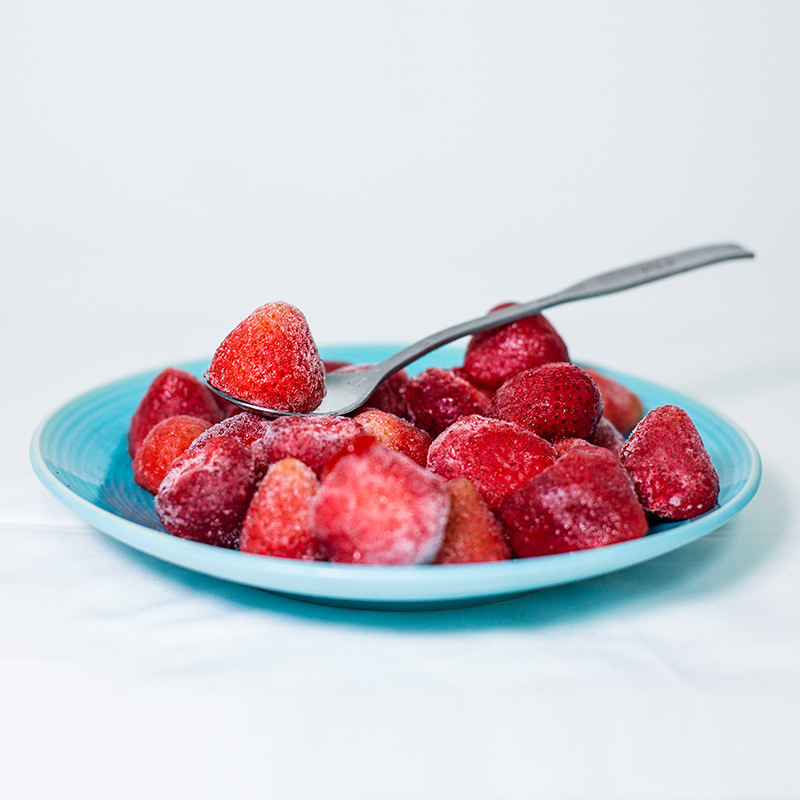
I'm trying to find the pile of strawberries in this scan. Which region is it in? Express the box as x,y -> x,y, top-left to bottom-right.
128,301 -> 720,565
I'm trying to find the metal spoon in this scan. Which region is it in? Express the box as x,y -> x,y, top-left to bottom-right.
205,242 -> 753,417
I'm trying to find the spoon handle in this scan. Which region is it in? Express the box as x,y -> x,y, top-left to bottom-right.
373,242 -> 754,381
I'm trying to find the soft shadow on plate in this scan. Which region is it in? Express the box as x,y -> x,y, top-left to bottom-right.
30,346 -> 762,612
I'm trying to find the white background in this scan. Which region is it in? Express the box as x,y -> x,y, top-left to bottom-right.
2,3 -> 799,799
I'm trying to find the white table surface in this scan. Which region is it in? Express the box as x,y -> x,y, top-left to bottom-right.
3,3 -> 800,799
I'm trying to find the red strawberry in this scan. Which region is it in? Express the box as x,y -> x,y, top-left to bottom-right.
189,411 -> 274,451
207,302 -> 325,413
405,367 -> 492,439
498,444 -> 648,557
329,364 -> 410,418
620,404 -> 719,520
252,415 -> 366,478
128,367 -> 224,457
240,458 -> 325,561
434,478 -> 511,564
310,444 -> 450,565
583,368 -> 644,436
155,436 -> 257,549
463,304 -> 569,389
427,414 -> 557,509
353,408 -> 431,467
133,414 -> 212,494
488,362 -> 603,441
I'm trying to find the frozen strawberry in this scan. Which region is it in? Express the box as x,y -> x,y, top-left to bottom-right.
498,444 -> 648,557
427,415 -> 557,509
452,367 -> 497,400
353,408 -> 431,467
583,368 -> 645,436
588,416 -> 625,457
132,415 -> 212,494
329,364 -> 410,418
186,411 -> 274,476
310,445 -> 450,565
434,478 -> 511,564
207,301 -> 326,413
620,405 -> 719,520
155,436 -> 257,549
553,437 -> 593,456
405,367 -> 492,439
190,411 -> 273,450
323,360 -> 352,373
463,304 -> 570,389
240,458 -> 324,560
128,367 -> 224,457
252,415 -> 366,478
488,362 -> 603,441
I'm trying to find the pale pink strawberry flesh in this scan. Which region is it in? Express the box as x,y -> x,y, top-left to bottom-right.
310,444 -> 450,565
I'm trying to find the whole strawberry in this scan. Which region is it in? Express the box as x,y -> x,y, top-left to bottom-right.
128,367 -> 224,458
155,436 -> 257,549
463,304 -> 569,388
252,414 -> 366,478
240,458 -> 324,561
434,478 -> 511,564
498,444 -> 648,557
426,414 -> 557,509
488,362 -> 603,441
405,367 -> 492,439
353,408 -> 432,467
133,414 -> 212,494
207,301 -> 326,413
583,368 -> 644,436
620,404 -> 719,520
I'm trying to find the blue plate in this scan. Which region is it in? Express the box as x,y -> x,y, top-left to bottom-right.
30,346 -> 761,610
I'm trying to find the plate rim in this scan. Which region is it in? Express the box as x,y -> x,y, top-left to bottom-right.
30,349 -> 762,608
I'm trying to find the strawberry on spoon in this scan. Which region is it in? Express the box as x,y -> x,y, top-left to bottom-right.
204,243 -> 753,418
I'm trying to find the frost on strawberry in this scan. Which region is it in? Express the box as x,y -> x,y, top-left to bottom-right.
252,415 -> 367,478
155,436 -> 257,549
427,415 -> 557,509
463,304 -> 569,388
498,444 -> 648,557
353,408 -> 431,467
310,443 -> 450,565
240,458 -> 324,561
207,301 -> 326,413
620,404 -> 719,520
405,367 -> 492,439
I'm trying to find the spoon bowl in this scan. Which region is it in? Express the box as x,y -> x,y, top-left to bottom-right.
205,243 -> 753,417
